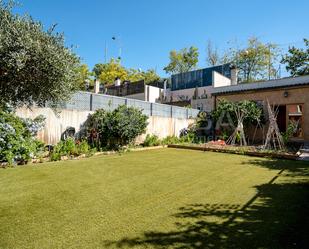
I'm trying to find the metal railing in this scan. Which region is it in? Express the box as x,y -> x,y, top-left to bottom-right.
58,91 -> 199,119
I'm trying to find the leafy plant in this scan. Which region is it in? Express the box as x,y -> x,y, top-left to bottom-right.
76,140 -> 90,155
143,134 -> 161,147
0,109 -> 45,164
85,105 -> 148,150
161,136 -> 181,145
211,99 -> 263,127
282,122 -> 298,144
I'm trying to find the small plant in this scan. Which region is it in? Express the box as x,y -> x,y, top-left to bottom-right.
49,138 -> 93,161
143,134 -> 161,147
77,140 -> 90,155
161,136 -> 181,145
282,122 -> 298,145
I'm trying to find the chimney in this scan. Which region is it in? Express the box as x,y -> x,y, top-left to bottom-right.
114,77 -> 121,86
230,66 -> 238,85
94,79 -> 100,94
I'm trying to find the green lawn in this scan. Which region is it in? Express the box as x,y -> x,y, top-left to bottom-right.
0,148 -> 309,249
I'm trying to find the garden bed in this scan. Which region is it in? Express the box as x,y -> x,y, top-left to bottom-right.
0,145 -> 167,168
168,144 -> 299,160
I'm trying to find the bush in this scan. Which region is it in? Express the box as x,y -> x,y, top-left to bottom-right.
143,134 -> 161,147
77,140 -> 90,154
161,136 -> 181,145
0,107 -> 45,164
50,138 -> 91,161
85,105 -> 148,150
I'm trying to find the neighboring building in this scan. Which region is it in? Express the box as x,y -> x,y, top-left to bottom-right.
104,80 -> 166,103
164,64 -> 238,112
211,75 -> 309,142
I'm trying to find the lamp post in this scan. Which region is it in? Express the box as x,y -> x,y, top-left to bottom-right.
104,36 -> 122,64
112,36 -> 122,63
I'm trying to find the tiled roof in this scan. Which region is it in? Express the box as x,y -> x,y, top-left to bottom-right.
211,75 -> 309,95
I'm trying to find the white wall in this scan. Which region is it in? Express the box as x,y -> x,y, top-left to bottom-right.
212,71 -> 232,87
16,107 -> 194,145
145,85 -> 163,103
125,86 -> 163,103
125,92 -> 145,101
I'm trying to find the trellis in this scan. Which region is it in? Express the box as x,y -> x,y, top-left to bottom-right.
226,106 -> 247,146
263,100 -> 285,150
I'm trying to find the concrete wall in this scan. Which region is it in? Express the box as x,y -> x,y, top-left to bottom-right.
16,107 -> 194,144
215,85 -> 309,141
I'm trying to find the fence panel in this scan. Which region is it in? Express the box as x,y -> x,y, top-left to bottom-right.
172,106 -> 188,119
64,92 -> 91,111
152,103 -> 172,117
127,99 -> 151,116
58,91 -> 199,119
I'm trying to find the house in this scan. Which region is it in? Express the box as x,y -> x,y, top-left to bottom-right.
163,64 -> 238,111
95,79 -> 166,103
211,75 -> 309,142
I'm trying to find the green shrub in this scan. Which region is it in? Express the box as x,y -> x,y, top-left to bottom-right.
50,138 -> 92,161
62,138 -> 76,155
143,134 -> 161,147
85,105 -> 148,150
0,108 -> 45,164
161,136 -> 181,145
282,122 -> 298,145
179,132 -> 196,144
77,140 -> 90,154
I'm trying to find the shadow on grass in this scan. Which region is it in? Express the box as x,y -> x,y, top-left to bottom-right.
105,159 -> 309,249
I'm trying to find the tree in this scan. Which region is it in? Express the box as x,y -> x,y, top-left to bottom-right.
0,1 -> 80,107
92,63 -> 105,79
142,69 -> 160,83
206,40 -> 220,66
281,38 -> 309,76
127,68 -> 160,83
75,64 -> 92,89
164,46 -> 199,74
211,99 -> 262,127
95,59 -> 128,85
93,60 -> 160,85
227,37 -> 279,82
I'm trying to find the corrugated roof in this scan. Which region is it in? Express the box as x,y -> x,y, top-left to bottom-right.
211,75 -> 309,95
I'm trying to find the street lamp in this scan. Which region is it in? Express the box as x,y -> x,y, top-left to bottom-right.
112,36 -> 122,62
104,36 -> 123,64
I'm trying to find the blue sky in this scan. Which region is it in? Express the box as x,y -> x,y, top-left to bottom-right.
15,0 -> 309,76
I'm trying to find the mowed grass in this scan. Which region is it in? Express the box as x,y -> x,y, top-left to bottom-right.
0,148 -> 309,249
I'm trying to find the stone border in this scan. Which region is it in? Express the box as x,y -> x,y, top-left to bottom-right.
167,144 -> 299,161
